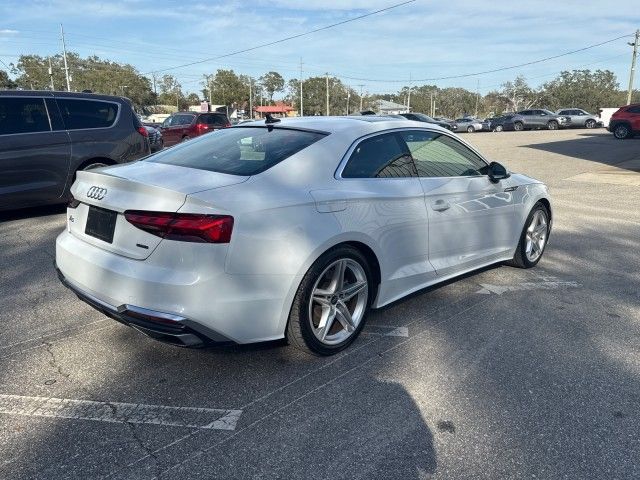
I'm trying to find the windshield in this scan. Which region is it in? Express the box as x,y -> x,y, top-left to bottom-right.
147,126 -> 327,176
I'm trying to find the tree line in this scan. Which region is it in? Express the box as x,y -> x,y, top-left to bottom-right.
2,52 -> 639,117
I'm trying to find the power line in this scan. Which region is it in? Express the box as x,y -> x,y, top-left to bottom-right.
328,33 -> 635,83
145,0 -> 416,74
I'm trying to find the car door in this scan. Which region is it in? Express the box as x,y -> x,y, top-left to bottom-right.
401,129 -> 516,277
0,95 -> 71,209
336,131 -> 434,303
161,114 -> 191,146
627,105 -> 640,131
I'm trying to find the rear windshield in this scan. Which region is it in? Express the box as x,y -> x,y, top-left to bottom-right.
147,126 -> 328,175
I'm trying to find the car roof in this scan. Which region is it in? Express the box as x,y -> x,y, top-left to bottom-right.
234,115 -> 450,136
0,89 -> 129,103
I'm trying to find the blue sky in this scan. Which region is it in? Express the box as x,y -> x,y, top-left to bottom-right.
1,0 -> 639,97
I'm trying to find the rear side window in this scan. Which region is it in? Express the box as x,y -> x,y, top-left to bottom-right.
147,126 -> 327,176
56,99 -> 119,130
342,132 -> 416,178
198,114 -> 228,126
627,106 -> 640,113
175,114 -> 195,125
0,97 -> 50,135
401,130 -> 487,178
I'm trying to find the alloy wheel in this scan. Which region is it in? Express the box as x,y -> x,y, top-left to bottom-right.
614,125 -> 629,139
585,119 -> 596,129
308,258 -> 368,346
525,210 -> 548,262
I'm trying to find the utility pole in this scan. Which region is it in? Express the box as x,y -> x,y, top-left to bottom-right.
299,58 -> 304,117
474,79 -> 480,117
357,84 -> 365,111
430,90 -> 434,116
407,73 -> 412,112
627,30 -> 639,105
326,73 -> 330,116
60,24 -> 71,92
48,57 -> 55,90
249,78 -> 253,119
151,72 -> 158,108
346,87 -> 351,115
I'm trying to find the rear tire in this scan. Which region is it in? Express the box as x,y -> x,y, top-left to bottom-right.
82,162 -> 108,170
613,123 -> 631,139
507,202 -> 550,269
181,135 -> 191,142
287,246 -> 373,356
514,121 -> 524,131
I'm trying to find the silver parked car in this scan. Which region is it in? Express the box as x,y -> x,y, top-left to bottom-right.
455,117 -> 484,133
556,109 -> 602,129
56,116 -> 552,355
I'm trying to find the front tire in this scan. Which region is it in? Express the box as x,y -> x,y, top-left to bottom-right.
466,126 -> 475,133
508,203 -> 550,269
613,124 -> 631,139
494,125 -> 503,132
547,120 -> 559,130
585,119 -> 596,129
287,246 -> 373,355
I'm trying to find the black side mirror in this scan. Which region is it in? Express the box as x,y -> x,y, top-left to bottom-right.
488,161 -> 510,183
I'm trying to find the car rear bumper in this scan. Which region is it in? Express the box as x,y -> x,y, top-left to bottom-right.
57,268 -> 231,347
55,229 -> 296,346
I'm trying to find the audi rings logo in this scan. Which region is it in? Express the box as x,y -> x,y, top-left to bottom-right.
87,186 -> 107,200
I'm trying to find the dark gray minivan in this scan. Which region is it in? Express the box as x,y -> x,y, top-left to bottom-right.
0,90 -> 150,211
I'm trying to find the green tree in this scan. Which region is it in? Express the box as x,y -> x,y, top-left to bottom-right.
203,69 -> 250,108
542,69 -> 624,112
500,76 -> 540,112
158,74 -> 185,109
259,71 -> 285,103
186,92 -> 201,105
0,70 -> 16,89
10,53 -> 153,107
287,76 -> 355,115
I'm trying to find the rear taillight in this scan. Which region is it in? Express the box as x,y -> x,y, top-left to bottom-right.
124,211 -> 234,243
137,126 -> 149,137
196,123 -> 209,133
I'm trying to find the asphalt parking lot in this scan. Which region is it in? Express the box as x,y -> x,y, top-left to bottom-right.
1,129 -> 639,479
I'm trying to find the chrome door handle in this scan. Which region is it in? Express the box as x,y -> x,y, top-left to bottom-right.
431,199 -> 451,212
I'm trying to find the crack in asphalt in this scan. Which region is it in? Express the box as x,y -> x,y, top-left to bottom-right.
43,342 -> 71,379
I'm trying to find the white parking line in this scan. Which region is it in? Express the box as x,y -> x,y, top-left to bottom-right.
363,325 -> 409,337
0,394 -> 242,431
475,276 -> 579,295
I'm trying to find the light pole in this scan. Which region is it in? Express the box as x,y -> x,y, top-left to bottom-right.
627,30 -> 639,105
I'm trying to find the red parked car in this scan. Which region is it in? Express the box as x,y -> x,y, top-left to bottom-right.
609,104 -> 640,139
160,111 -> 231,147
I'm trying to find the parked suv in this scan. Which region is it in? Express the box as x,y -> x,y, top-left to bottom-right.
608,104 -> 640,139
398,112 -> 457,131
160,111 -> 231,147
503,109 -> 568,131
556,108 -> 602,129
0,90 -> 150,211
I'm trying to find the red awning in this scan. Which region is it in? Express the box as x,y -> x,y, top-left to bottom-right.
255,105 -> 294,113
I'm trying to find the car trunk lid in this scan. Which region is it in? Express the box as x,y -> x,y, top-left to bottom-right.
68,162 -> 248,259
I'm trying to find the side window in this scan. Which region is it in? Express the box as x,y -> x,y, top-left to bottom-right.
56,99 -> 118,130
212,114 -> 228,126
180,114 -> 195,125
342,132 -> 417,178
628,106 -> 640,114
0,97 -> 51,135
401,130 -> 487,178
